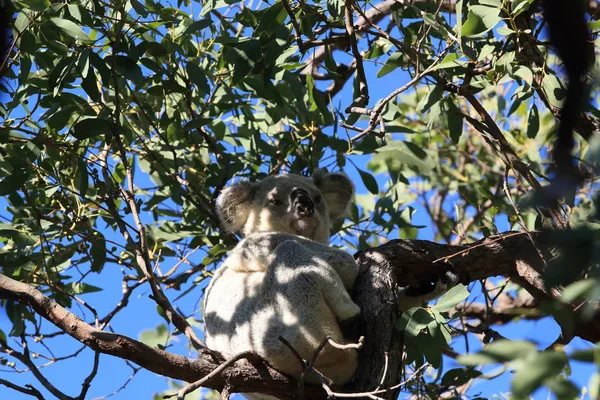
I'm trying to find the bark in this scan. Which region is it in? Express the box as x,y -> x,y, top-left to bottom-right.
1,231 -> 599,399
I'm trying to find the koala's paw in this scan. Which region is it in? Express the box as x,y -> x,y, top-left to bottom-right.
431,269 -> 460,296
398,270 -> 460,311
339,313 -> 361,343
405,270 -> 460,298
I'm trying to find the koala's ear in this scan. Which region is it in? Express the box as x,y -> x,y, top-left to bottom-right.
216,181 -> 256,233
313,169 -> 354,219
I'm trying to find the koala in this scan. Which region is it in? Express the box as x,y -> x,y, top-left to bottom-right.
203,170 -> 360,397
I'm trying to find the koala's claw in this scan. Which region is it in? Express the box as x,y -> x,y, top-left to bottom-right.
339,314 -> 361,343
403,270 -> 460,298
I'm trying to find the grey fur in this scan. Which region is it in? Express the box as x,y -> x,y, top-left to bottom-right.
204,172 -> 457,399
204,172 -> 359,399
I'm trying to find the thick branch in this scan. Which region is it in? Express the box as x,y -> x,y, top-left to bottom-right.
357,232 -> 600,343
0,273 -> 324,400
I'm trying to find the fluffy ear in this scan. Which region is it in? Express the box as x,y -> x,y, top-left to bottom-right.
216,181 -> 255,233
313,169 -> 354,219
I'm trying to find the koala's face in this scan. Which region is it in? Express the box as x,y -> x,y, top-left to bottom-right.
216,171 -> 354,244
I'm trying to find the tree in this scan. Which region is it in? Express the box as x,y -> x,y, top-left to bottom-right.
1,0 -> 600,398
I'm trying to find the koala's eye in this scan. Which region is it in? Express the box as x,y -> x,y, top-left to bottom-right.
314,194 -> 322,204
269,198 -> 282,206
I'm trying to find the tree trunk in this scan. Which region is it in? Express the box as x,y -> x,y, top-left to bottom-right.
352,250 -> 404,399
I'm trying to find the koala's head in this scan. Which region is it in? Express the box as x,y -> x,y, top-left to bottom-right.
216,170 -> 354,243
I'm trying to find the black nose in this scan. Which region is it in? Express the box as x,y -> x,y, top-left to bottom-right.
291,188 -> 314,217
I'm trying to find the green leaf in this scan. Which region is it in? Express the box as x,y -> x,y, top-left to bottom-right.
81,71 -> 101,102
430,53 -> 466,71
511,352 -> 568,397
200,0 -> 235,16
6,302 -> 25,337
224,39 -> 261,85
418,332 -> 442,368
512,0 -> 534,16
130,0 -> 149,17
399,308 -> 435,337
0,171 -> 30,196
88,52 -> 111,86
432,284 -> 469,312
184,118 -> 212,131
20,0 -> 50,11
545,377 -> 580,399
441,368 -> 482,387
447,99 -> 463,144
76,158 -> 89,197
513,66 -> 533,86
526,104 -> 539,139
255,2 -> 287,37
418,85 -> 444,113
455,0 -> 464,46
542,74 -> 566,108
48,56 -> 75,91
479,0 -> 501,6
90,232 -> 106,273
73,118 -> 114,140
458,340 -> 537,366
588,20 -> 600,31
357,168 -> 379,195
327,0 -> 343,19
187,64 -> 211,95
139,324 -> 169,348
497,25 -> 514,36
66,282 -> 103,294
49,18 -> 92,41
179,19 -> 212,37
560,279 -> 599,303
461,5 -> 501,38
377,52 -> 404,78
371,141 -> 437,174
570,347 -> 600,363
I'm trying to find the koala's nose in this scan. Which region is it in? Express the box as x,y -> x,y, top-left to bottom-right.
291,188 -> 314,217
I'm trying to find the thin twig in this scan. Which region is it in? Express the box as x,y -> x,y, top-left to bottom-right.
326,362 -> 430,398
0,379 -> 44,400
351,44 -> 452,143
281,0 -> 305,52
344,0 -> 369,107
78,351 -> 100,400
446,83 -> 569,229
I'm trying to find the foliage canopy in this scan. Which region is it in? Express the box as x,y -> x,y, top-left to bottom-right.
1,0 -> 600,398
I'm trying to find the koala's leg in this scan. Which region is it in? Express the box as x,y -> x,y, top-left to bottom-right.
398,270 -> 460,311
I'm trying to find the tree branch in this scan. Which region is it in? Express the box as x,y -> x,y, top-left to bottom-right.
0,273 -> 324,400
2,231 -> 600,399
357,232 -> 600,343
0,378 -> 44,400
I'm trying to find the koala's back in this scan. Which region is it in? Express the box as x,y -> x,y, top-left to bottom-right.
203,239 -> 357,385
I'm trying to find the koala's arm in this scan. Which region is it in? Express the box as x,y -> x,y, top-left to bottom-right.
239,232 -> 358,289
312,250 -> 356,289
278,235 -> 358,290
397,270 -> 460,311
273,240 -> 360,323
